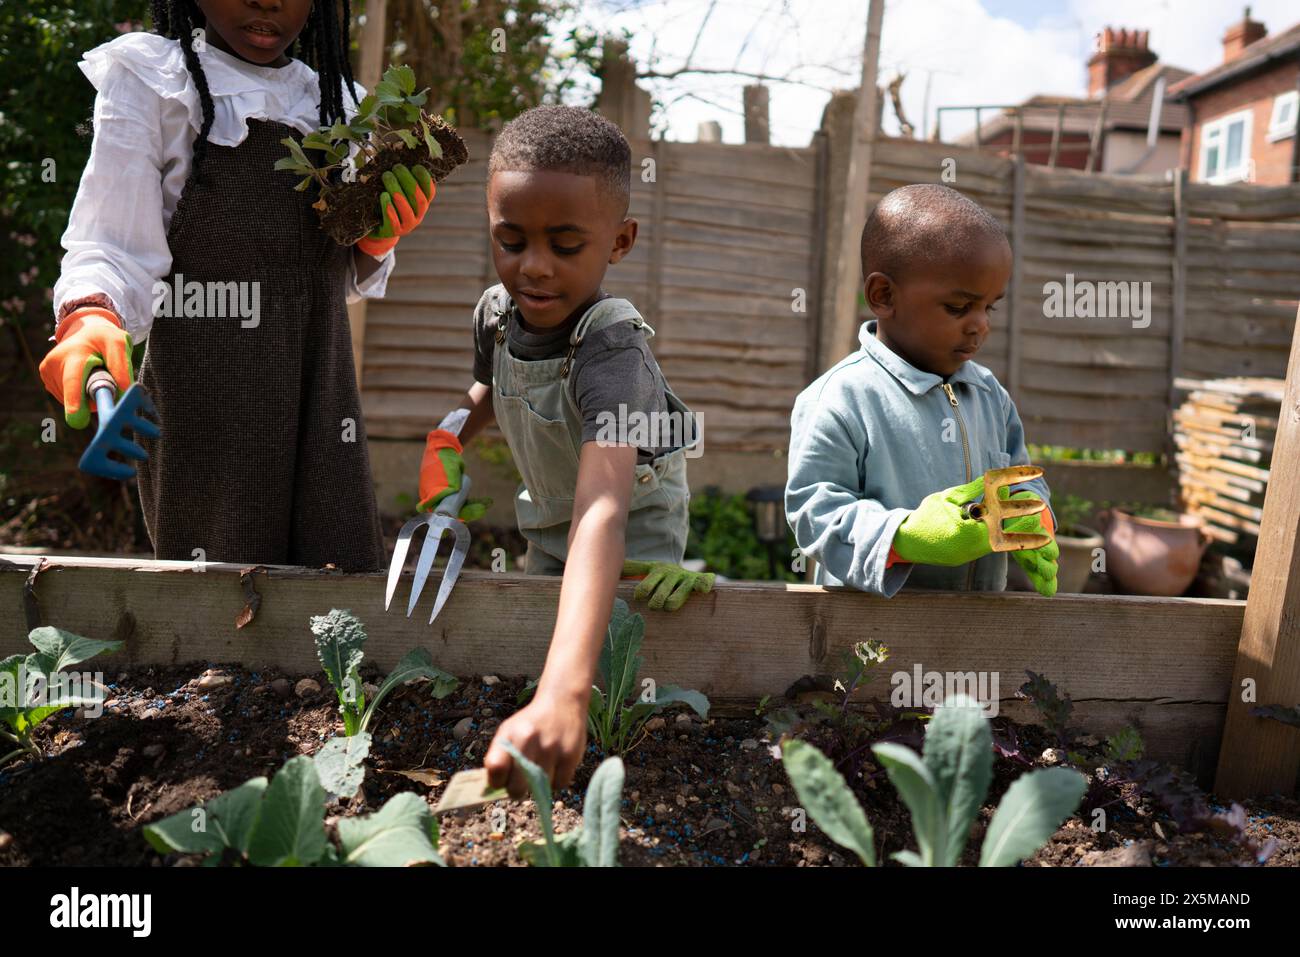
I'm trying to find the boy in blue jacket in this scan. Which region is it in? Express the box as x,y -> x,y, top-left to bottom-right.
786,184 -> 1058,597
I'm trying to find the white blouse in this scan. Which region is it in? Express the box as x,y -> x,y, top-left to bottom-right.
53,31 -> 395,341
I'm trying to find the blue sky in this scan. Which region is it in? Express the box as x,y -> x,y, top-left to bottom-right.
567,0 -> 1299,145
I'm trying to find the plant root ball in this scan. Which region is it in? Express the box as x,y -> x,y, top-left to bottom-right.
317,113 -> 470,246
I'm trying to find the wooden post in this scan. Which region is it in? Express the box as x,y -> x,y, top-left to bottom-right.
1167,167 -> 1188,471
743,85 -> 771,145
1048,103 -> 1064,168
1087,96 -> 1108,173
347,0 -> 388,386
1006,154 -> 1026,399
1012,109 -> 1023,157
1214,301 -> 1300,798
645,138 -> 668,335
825,0 -> 885,370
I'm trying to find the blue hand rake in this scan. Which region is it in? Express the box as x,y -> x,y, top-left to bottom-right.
78,368 -> 160,481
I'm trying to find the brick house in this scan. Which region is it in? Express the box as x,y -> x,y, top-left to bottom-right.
1168,10 -> 1300,185
957,28 -> 1190,174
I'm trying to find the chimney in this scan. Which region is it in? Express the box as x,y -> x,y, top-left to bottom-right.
1087,27 -> 1157,97
1222,7 -> 1267,62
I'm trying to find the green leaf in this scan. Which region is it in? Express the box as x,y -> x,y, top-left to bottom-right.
388,63 -> 417,95
144,777 -> 268,860
246,756 -> 328,867
654,685 -> 709,719
26,626 -> 120,676
400,102 -> 421,124
0,655 -> 29,731
374,80 -> 403,102
337,792 -> 443,867
355,94 -> 378,119
979,767 -> 1086,867
311,609 -> 367,713
359,648 -> 457,734
502,740 -> 559,865
430,672 -> 459,700
600,598 -> 643,709
923,695 -> 993,866
300,132 -> 335,152
423,127 -> 443,160
314,732 -> 371,799
579,756 -> 625,867
781,739 -> 876,866
280,136 -> 312,169
274,156 -> 310,172
394,128 -> 418,150
871,742 -> 944,866
408,90 -> 428,108
294,176 -> 314,192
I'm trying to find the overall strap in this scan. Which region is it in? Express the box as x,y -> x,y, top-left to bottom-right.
561,297 -> 655,378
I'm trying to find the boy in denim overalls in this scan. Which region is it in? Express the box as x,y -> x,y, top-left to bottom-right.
414,107 -> 711,795
786,184 -> 1059,598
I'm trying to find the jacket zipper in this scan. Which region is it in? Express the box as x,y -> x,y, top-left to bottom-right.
942,382 -> 977,591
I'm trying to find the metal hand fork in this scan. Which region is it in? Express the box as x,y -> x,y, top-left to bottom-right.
78,368 -> 160,481
960,465 -> 1053,552
385,475 -> 472,623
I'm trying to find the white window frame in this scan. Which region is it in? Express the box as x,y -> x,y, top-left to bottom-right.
1267,89 -> 1298,142
1199,108 -> 1254,184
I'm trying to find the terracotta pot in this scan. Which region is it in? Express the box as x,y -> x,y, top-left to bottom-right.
1098,509 -> 1210,597
1055,524 -> 1103,594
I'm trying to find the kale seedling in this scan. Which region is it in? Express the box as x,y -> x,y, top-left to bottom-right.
275,64 -> 469,245
310,609 -> 458,798
503,741 -> 624,867
144,754 -> 442,867
587,598 -> 708,754
782,695 -> 1087,866
0,627 -> 121,766
311,608 -> 458,737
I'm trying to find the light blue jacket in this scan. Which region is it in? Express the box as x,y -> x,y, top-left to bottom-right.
786,320 -> 1052,596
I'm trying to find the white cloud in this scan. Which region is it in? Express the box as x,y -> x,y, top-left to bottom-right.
567,0 -> 1299,146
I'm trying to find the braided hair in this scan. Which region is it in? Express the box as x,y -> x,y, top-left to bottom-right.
149,0 -> 358,189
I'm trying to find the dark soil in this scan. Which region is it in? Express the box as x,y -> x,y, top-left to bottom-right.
0,664 -> 1295,868
318,114 -> 469,246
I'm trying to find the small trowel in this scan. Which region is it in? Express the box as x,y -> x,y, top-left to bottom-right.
433,768 -> 508,815
960,465 -> 1054,552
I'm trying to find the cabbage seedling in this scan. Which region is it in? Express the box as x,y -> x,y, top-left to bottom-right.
782,695 -> 1086,867
0,627 -> 121,766
144,754 -> 443,867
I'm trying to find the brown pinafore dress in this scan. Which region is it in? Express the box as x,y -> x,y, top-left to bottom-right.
136,119 -> 384,571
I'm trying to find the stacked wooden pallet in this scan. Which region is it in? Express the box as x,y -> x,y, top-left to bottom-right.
1173,376 -> 1283,552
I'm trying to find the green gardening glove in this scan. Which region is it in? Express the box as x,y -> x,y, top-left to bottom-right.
1001,489 -> 1058,597
892,476 -> 992,566
621,560 -> 715,612
456,497 -> 492,523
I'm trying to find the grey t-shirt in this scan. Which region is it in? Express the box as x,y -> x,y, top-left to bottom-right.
471,285 -> 675,463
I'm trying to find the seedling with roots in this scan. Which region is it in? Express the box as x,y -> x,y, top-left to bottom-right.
275,64 -> 469,244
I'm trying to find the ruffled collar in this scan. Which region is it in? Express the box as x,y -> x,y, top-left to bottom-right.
79,30 -> 344,147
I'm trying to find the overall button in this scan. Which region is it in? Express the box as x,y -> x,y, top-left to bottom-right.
638,473 -> 651,484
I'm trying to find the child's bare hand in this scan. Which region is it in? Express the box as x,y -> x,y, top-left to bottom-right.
485,691 -> 588,798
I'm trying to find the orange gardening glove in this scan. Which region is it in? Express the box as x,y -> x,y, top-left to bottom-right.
355,163 -> 435,259
417,428 -> 465,512
38,306 -> 135,429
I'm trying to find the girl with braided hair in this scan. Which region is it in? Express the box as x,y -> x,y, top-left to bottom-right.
41,1 -> 435,570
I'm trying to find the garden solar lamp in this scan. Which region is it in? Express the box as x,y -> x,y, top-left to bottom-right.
959,465 -> 1054,552
746,485 -> 786,580
78,369 -> 160,481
